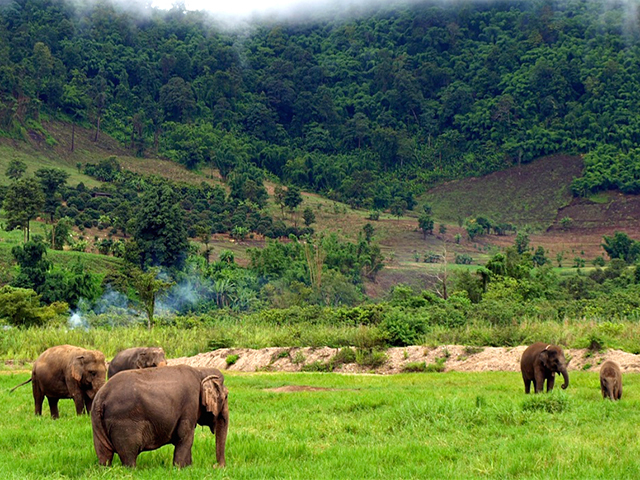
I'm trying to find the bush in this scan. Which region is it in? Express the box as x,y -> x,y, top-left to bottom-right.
301,361 -> 331,372
225,354 -> 239,366
0,286 -> 67,327
403,361 -> 427,372
332,347 -> 356,366
355,348 -> 387,368
425,357 -> 446,372
380,310 -> 427,346
455,253 -> 473,265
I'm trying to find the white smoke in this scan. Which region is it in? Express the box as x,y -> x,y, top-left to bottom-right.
68,311 -> 89,330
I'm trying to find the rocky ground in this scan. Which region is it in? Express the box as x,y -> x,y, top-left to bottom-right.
168,345 -> 640,374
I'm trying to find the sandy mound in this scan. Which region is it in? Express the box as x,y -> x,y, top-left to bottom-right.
168,345 -> 640,374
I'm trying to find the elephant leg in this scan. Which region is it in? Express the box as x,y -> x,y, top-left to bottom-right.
33,384 -> 44,416
173,423 -> 195,467
94,441 -> 115,466
534,369 -> 545,393
118,451 -> 138,468
84,395 -> 93,414
72,395 -> 85,415
547,374 -> 555,392
523,377 -> 532,394
48,397 -> 60,419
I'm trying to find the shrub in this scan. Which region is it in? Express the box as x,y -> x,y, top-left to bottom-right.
403,362 -> 427,372
225,354 -> 239,366
301,361 -> 331,372
0,286 -> 66,327
380,310 -> 427,346
455,253 -> 473,265
355,348 -> 387,368
332,347 -> 356,366
207,336 -> 233,350
425,357 -> 446,372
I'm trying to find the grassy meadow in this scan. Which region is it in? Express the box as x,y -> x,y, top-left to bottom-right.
2,370 -> 640,479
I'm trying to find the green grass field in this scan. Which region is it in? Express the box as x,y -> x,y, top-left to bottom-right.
2,371 -> 640,479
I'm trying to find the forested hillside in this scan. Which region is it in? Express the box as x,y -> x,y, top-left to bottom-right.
2,0 -> 640,208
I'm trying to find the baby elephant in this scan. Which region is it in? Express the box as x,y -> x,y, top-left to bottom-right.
107,347 -> 167,378
600,360 -> 622,400
91,365 -> 228,468
520,342 -> 569,393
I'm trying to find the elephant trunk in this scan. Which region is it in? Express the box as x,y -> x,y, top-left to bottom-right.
559,367 -> 569,390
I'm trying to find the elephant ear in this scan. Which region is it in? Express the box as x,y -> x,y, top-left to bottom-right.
135,352 -> 148,369
539,350 -> 550,368
201,374 -> 227,417
71,355 -> 85,382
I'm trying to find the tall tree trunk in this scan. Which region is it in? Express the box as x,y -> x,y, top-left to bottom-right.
94,112 -> 101,142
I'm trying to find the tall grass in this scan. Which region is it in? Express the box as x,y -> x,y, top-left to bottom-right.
2,316 -> 640,364
2,371 -> 640,479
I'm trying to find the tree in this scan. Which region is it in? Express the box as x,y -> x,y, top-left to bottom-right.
514,231 -> 530,255
602,232 -> 640,264
130,267 -> 173,329
274,185 -> 286,217
284,185 -> 303,223
418,214 -> 434,239
302,207 -> 316,227
532,246 -> 547,267
426,241 -> 450,299
3,178 -> 45,242
132,186 -> 189,270
6,160 -> 27,180
390,198 -> 407,221
35,168 -> 69,248
11,238 -> 51,293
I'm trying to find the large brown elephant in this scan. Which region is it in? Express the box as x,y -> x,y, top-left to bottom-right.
520,342 -> 570,393
11,345 -> 107,418
600,360 -> 622,400
91,365 -> 228,468
107,347 -> 167,378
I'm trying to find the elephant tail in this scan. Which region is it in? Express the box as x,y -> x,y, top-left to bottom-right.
91,399 -> 115,459
10,377 -> 32,393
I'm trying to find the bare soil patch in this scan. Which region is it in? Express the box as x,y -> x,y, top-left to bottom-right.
266,385 -> 337,392
169,345 -> 640,374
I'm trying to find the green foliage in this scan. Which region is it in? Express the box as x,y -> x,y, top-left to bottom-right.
602,232 -> 640,264
425,357 -> 447,373
454,253 -> 473,265
132,185 -> 189,270
11,238 -> 50,292
403,361 -> 427,373
522,391 -> 569,414
0,286 -> 66,327
225,354 -> 239,366
355,348 -> 387,368
380,309 -> 427,347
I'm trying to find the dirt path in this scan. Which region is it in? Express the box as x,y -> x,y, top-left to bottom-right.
168,345 -> 640,374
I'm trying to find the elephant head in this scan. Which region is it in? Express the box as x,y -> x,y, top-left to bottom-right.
199,371 -> 229,467
539,346 -> 569,389
135,348 -> 167,369
71,350 -> 107,399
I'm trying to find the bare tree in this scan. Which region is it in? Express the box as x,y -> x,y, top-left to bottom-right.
426,240 -> 450,300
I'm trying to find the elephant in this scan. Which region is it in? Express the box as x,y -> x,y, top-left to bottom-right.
600,360 -> 622,400
520,342 -> 569,394
10,344 -> 107,418
107,347 -> 167,378
91,365 -> 228,468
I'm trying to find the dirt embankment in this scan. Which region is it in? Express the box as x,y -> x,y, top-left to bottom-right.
168,345 -> 640,374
